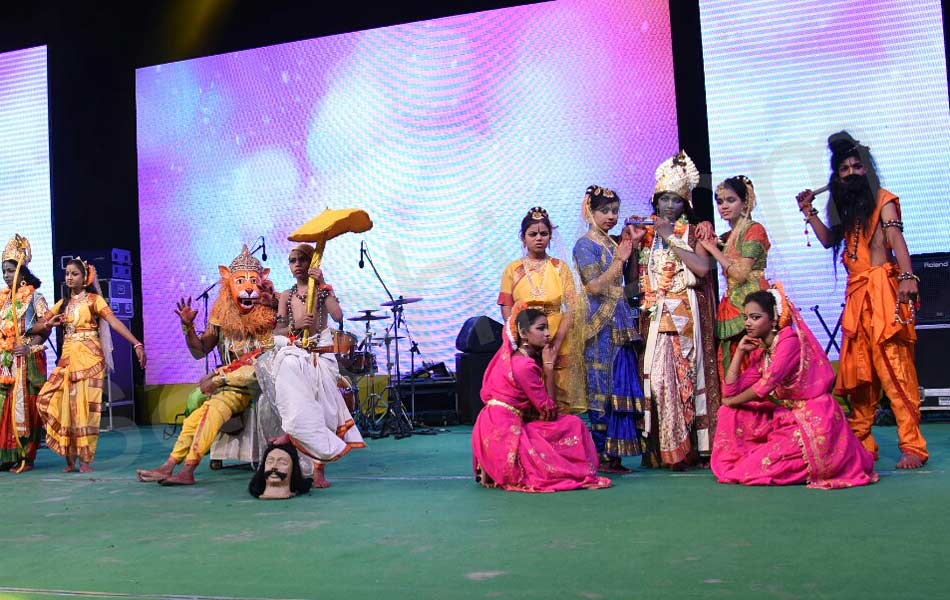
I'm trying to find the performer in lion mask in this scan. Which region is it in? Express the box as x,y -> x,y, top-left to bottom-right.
137,245 -> 276,485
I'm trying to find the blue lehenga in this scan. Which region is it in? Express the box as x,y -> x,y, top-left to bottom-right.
573,234 -> 644,458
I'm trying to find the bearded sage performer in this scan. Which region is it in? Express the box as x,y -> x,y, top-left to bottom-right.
796,132 -> 927,469
712,286 -> 878,488
634,151 -> 721,469
137,246 -> 275,485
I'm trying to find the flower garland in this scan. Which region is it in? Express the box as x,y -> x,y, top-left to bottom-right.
0,285 -> 35,385
641,217 -> 689,307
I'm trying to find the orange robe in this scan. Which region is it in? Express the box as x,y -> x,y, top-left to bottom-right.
835,189 -> 927,461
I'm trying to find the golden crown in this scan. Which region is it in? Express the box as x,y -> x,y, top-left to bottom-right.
2,234 -> 31,265
229,245 -> 263,273
654,151 -> 700,204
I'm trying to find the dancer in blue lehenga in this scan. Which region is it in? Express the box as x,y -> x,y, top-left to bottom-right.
573,185 -> 644,473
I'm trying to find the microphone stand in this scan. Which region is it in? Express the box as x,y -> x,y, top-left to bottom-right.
195,281 -> 218,374
361,242 -> 413,439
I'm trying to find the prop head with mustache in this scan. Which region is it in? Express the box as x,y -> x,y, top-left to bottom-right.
248,442 -> 313,499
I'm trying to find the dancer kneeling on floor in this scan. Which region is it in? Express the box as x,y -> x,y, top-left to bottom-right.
711,285 -> 878,489
472,303 -> 612,492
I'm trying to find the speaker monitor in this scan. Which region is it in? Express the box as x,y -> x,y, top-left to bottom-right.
392,378 -> 457,425
911,253 -> 950,325
59,249 -> 133,281
455,315 -> 503,354
103,318 -> 136,428
60,278 -> 134,318
456,352 -> 493,424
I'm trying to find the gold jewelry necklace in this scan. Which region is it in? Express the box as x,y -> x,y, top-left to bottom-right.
521,256 -> 548,299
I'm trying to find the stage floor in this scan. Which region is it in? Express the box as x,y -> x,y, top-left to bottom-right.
2,422 -> 948,600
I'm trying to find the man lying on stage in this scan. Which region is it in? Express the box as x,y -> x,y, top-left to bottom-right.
796,131 -> 928,469
137,246 -> 277,485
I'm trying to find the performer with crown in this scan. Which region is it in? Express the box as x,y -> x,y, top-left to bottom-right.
632,151 -> 720,470
137,245 -> 275,485
796,132 -> 927,469
498,207 -> 586,416
35,257 -> 147,472
0,235 -> 51,472
572,187 -> 644,473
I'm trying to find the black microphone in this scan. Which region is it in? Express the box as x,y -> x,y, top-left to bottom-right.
358,240 -> 365,269
261,237 -> 268,261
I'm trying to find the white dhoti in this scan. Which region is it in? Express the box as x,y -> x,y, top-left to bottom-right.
210,330 -> 365,473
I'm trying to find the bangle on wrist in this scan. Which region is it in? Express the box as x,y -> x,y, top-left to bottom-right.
133,343 -> 144,349
897,272 -> 919,282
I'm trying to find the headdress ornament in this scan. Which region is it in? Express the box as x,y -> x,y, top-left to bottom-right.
716,175 -> 757,216
2,234 -> 31,265
654,150 -> 700,206
507,301 -> 529,350
528,206 -> 549,221
71,256 -> 97,287
582,185 -> 617,223
768,283 -> 793,330
229,245 -> 263,274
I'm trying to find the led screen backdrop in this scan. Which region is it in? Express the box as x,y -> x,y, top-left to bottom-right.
0,45 -> 54,365
701,0 -> 950,357
137,0 -> 678,384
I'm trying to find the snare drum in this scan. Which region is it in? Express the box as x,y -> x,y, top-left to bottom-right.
346,350 -> 377,375
332,330 -> 358,370
336,374 -> 356,412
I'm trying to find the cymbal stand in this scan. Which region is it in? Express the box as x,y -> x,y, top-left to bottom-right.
361,242 -> 412,439
399,310 -> 434,433
352,323 -> 381,432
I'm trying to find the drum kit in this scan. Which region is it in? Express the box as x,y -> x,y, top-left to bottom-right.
334,295 -> 425,438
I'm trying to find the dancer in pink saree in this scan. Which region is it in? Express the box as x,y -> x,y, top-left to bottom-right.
712,285 -> 878,489
472,305 -> 612,492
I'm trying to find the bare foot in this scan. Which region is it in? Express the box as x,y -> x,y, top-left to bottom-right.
896,453 -> 925,469
79,463 -> 94,473
312,463 -> 332,488
12,461 -> 33,474
270,432 -> 292,446
64,460 -> 77,473
136,459 -> 178,482
160,463 -> 197,486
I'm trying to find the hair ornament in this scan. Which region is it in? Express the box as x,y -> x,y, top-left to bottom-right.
529,206 -> 549,221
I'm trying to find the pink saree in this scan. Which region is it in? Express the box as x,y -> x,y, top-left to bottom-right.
472,341 -> 611,492
711,300 -> 878,489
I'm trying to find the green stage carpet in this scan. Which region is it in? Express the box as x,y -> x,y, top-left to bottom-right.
1,422 -> 947,600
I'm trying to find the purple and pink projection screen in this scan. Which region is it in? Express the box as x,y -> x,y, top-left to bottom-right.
0,46 -> 55,367
701,0 -> 950,357
136,1 -> 679,384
